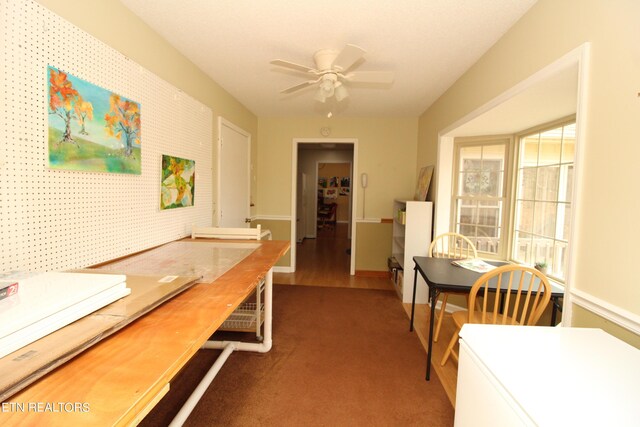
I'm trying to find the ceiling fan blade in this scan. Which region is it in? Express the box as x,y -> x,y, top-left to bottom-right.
270,59 -> 316,74
344,71 -> 395,84
331,44 -> 366,72
280,79 -> 319,94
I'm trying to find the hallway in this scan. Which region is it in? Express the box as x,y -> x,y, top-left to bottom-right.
273,223 -> 393,290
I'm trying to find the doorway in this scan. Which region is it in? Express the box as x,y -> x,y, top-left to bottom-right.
290,139 -> 358,277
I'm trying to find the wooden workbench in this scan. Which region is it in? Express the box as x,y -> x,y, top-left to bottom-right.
0,239 -> 289,426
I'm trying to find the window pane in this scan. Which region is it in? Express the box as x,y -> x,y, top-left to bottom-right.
518,168 -> 536,200
482,145 -> 506,171
515,200 -> 534,233
533,202 -> 557,238
460,146 -> 482,171
477,200 -> 501,227
459,172 -> 479,196
513,231 -> 533,264
531,236 -> 554,266
457,198 -> 477,224
520,135 -> 539,167
538,128 -> 562,166
558,165 -> 573,202
479,170 -> 503,196
457,223 -> 475,237
557,203 -> 571,241
535,165 -> 559,201
476,226 -> 500,254
561,124 -> 576,163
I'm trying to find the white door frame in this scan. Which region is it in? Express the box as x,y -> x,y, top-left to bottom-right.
291,138 -> 358,275
217,117 -> 251,226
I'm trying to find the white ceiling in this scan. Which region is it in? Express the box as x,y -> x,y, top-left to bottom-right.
120,0 -> 537,118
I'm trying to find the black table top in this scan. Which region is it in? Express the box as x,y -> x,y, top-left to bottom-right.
413,256 -> 564,297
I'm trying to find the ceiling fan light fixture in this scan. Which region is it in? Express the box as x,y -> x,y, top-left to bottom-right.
314,86 -> 327,103
334,82 -> 348,102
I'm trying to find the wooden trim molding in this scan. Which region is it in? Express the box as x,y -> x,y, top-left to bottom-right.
570,289 -> 640,336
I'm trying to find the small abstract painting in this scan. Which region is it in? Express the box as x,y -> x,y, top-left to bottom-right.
47,66 -> 141,174
161,155 -> 195,210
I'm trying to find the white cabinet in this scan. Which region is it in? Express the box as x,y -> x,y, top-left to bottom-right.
455,324 -> 640,426
391,199 -> 432,304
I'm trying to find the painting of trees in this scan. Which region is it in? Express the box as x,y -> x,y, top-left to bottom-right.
47,66 -> 141,174
48,68 -> 81,144
104,94 -> 141,157
75,98 -> 94,135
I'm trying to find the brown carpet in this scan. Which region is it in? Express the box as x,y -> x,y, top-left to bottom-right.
142,285 -> 454,426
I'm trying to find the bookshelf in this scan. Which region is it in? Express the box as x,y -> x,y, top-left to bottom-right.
391,199 -> 433,303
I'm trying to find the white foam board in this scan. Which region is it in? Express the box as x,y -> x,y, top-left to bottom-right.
0,272 -> 130,358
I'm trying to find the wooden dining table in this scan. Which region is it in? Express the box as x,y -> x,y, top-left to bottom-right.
409,256 -> 564,381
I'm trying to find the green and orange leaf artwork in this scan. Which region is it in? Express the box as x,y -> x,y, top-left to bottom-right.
160,155 -> 195,210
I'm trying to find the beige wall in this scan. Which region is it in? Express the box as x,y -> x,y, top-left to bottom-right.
37,0 -> 259,220
257,117 -> 419,270
355,222 -> 393,271
418,0 -> 640,335
257,117 -> 419,217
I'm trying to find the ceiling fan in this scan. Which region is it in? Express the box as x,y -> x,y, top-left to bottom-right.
270,44 -> 394,103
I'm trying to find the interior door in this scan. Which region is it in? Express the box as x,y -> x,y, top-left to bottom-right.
219,119 -> 250,228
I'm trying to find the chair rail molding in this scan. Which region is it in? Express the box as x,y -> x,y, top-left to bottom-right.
253,215 -> 291,221
571,288 -> 640,336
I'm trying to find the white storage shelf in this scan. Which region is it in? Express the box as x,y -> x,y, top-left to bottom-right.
391,199 -> 432,304
219,280 -> 265,341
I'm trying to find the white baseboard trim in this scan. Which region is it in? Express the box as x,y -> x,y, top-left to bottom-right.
571,289 -> 640,335
273,266 -> 293,273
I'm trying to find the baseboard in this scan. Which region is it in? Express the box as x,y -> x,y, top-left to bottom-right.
355,270 -> 389,278
272,266 -> 293,273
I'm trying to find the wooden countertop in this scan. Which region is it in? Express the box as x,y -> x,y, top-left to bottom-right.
0,239 -> 289,426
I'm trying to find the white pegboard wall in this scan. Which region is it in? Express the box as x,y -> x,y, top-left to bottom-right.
0,0 -> 213,272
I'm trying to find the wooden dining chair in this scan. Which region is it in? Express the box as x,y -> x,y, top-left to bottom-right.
429,232 -> 478,342
440,264 -> 552,366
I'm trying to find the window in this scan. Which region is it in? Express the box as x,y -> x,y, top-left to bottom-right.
452,139 -> 510,256
451,119 -> 575,282
513,122 -> 575,280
